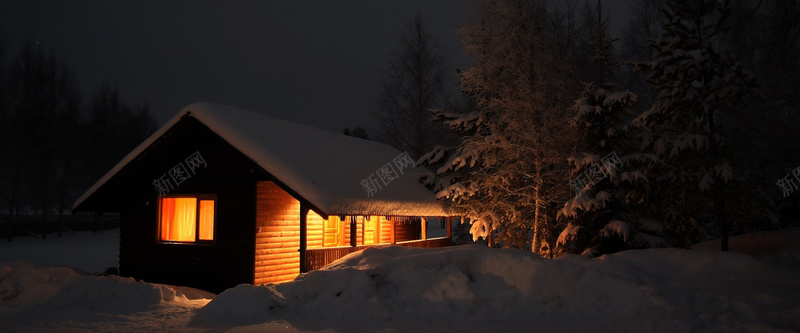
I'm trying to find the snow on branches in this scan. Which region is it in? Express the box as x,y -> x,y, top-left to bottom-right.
632,0 -> 760,248
419,0 -> 580,253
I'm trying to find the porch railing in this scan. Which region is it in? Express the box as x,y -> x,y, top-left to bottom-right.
302,237 -> 452,272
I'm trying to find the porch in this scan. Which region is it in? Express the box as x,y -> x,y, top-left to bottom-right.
255,181 -> 456,284
302,237 -> 453,272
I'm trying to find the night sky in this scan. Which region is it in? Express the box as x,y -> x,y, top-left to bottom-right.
2,0 -> 632,132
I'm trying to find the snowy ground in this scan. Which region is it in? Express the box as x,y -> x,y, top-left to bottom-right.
0,229 -> 119,274
1,228 -> 799,332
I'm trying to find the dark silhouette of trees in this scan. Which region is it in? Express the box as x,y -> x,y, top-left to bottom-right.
342,126 -> 370,140
724,0 -> 800,229
2,41 -> 82,226
0,40 -> 156,234
84,83 -> 156,180
373,14 -> 453,159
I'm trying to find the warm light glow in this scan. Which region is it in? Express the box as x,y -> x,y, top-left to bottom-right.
160,197 -> 197,242
364,217 -> 375,245
159,196 -> 215,242
320,215 -> 388,247
323,216 -> 339,247
198,200 -> 215,240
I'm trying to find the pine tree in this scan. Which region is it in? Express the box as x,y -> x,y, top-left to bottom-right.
633,0 -> 759,249
725,0 -> 800,229
420,0 -> 579,254
557,1 -> 665,256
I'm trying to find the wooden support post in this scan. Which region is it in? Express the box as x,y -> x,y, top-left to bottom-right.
391,216 -> 396,244
338,216 -> 345,246
299,203 -> 309,273
350,216 -> 357,247
421,217 -> 427,240
446,216 -> 452,239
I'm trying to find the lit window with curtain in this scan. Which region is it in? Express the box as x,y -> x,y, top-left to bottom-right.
159,195 -> 215,243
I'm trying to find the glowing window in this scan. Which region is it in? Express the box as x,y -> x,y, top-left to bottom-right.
159,196 -> 215,243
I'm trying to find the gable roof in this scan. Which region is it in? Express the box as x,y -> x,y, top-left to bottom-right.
74,102 -> 450,217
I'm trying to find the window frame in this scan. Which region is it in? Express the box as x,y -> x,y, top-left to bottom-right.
157,194 -> 217,245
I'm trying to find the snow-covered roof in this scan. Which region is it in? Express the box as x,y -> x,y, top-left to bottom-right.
74,102 -> 450,217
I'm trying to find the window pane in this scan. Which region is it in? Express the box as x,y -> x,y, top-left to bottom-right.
160,197 -> 197,241
198,200 -> 215,240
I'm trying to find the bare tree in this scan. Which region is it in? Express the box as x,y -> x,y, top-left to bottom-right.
0,41 -> 156,236
619,0 -> 665,106
2,41 -> 82,233
374,14 -> 452,159
84,83 -> 157,183
421,0 -> 581,254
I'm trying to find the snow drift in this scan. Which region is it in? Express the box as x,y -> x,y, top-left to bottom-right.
2,228 -> 799,332
193,245 -> 800,332
0,262 -> 211,331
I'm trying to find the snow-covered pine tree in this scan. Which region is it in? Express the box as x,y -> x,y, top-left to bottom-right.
633,0 -> 759,249
556,1 -> 666,256
419,0 -> 580,254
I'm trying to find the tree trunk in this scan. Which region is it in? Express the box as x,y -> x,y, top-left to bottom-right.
706,84 -> 728,252
717,188 -> 729,252
720,219 -> 729,252
41,169 -> 49,240
58,191 -> 65,237
531,164 -> 543,253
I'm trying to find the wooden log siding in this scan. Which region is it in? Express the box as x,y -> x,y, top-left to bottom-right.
254,181 -> 302,285
306,211 -> 324,248
255,181 -> 452,284
380,217 -> 392,244
394,217 -> 422,242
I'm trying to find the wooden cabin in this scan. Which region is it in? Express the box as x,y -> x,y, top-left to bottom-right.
73,103 -> 453,293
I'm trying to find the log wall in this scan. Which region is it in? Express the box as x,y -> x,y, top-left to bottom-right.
380,217 -> 392,244
307,211 -> 324,249
394,217 -> 422,242
254,181 -> 301,285
253,182 -> 441,285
